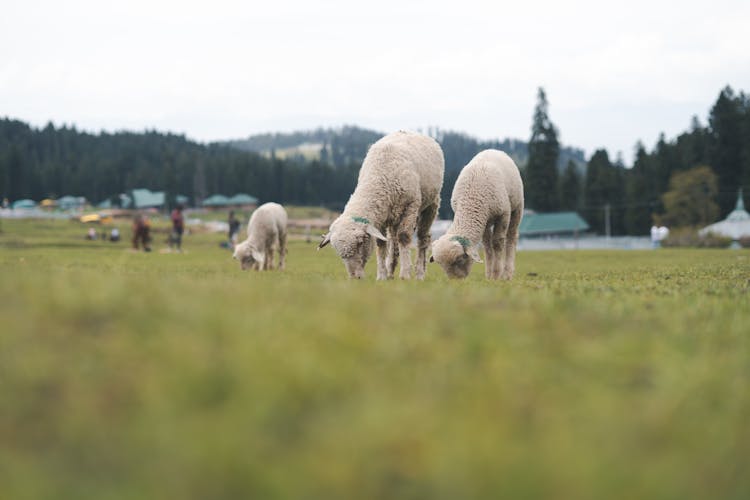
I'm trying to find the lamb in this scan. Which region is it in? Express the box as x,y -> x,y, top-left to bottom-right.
430,149 -> 524,280
319,131 -> 444,280
233,202 -> 288,271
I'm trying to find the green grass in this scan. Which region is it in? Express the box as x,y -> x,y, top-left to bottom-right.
1,218 -> 749,499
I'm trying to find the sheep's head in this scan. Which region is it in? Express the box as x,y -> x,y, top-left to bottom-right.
318,215 -> 386,279
430,235 -> 482,279
233,239 -> 264,270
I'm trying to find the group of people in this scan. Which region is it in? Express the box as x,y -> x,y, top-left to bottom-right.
130,205 -> 185,253
128,205 -> 243,253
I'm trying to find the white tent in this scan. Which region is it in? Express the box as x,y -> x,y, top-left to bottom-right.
700,189 -> 750,240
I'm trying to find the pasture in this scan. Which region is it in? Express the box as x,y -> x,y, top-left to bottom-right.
1,217 -> 749,499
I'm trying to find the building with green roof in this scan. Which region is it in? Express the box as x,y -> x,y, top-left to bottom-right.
201,195 -> 230,207
519,211 -> 590,238
130,189 -> 165,209
202,193 -> 258,208
227,193 -> 258,206
11,199 -> 37,209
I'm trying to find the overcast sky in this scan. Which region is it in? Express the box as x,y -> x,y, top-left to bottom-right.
2,0 -> 749,163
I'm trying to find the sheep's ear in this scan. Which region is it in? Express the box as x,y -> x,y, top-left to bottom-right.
318,233 -> 331,250
465,246 -> 483,263
366,225 -> 387,242
429,255 -> 435,263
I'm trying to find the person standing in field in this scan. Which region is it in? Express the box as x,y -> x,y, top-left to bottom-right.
170,205 -> 185,252
228,210 -> 241,247
132,214 -> 151,252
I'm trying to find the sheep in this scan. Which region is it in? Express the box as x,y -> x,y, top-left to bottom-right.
319,131 -> 444,280
233,202 -> 288,271
430,149 -> 523,280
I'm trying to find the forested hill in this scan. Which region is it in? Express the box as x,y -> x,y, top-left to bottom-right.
226,126 -> 587,174
0,119 -> 361,210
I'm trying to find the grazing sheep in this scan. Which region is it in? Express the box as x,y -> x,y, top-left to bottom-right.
233,202 -> 288,271
430,149 -> 523,280
319,131 -> 444,280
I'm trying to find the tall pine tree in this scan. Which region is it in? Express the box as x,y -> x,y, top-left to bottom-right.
708,86 -> 744,216
558,160 -> 581,211
583,149 -> 625,235
625,143 -> 656,235
525,87 -> 560,212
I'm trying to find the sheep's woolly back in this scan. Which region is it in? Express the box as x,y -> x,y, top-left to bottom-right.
246,202 -> 288,250
343,131 -> 444,224
448,149 -> 524,243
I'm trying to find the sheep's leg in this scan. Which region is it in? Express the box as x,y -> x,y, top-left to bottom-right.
415,203 -> 437,280
385,227 -> 399,279
491,213 -> 510,280
264,242 -> 274,270
278,231 -> 287,270
502,209 -> 522,280
376,238 -> 388,280
482,222 -> 495,280
396,203 -> 419,280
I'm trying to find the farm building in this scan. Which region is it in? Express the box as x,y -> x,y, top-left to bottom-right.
57,196 -> 87,211
227,193 -> 258,208
11,199 -> 37,209
429,211 -> 590,241
519,211 -> 590,238
130,189 -> 166,209
202,193 -> 258,210
97,191 -> 187,210
201,195 -> 230,208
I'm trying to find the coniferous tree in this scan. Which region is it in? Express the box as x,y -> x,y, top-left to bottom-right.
740,92 -> 750,192
558,160 -> 581,211
525,87 -> 560,211
653,133 -> 678,198
583,149 -> 625,235
708,86 -> 744,215
625,143 -> 656,235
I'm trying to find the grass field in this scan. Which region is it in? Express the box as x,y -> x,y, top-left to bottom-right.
1,218 -> 749,499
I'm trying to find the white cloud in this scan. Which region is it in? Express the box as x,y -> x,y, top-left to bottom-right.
1,0 -> 749,163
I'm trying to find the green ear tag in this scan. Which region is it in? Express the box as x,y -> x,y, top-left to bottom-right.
451,236 -> 471,248
351,216 -> 370,224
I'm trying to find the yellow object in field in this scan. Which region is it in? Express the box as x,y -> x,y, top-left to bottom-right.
79,213 -> 113,224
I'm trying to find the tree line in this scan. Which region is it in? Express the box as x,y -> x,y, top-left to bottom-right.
1,84 -> 748,234
0,122 -> 360,210
524,86 -> 750,235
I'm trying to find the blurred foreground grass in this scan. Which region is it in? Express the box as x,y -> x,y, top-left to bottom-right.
1,218 -> 749,499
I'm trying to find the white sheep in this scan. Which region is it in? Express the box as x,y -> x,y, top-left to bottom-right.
319,131 -> 444,280
430,149 -> 524,280
233,202 -> 288,271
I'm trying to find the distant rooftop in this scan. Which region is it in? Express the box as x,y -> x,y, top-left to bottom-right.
202,193 -> 258,207
700,189 -> 750,239
519,211 -> 590,236
130,189 -> 165,209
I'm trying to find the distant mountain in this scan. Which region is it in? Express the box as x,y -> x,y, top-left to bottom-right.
226,126 -> 382,169
225,125 -> 587,174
